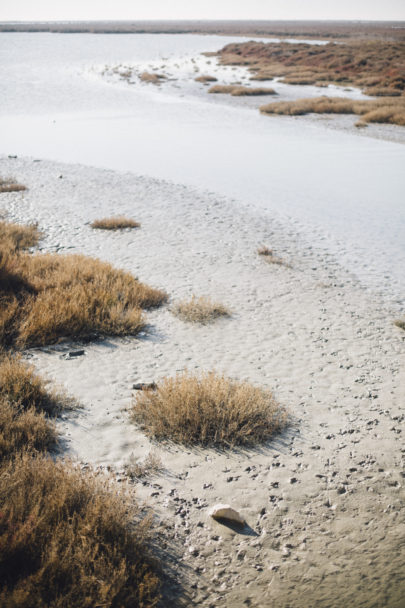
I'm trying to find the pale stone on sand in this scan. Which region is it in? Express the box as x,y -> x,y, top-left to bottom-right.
209,504 -> 245,525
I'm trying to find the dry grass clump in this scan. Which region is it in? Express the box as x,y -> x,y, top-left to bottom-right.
0,220 -> 41,251
195,74 -> 218,83
91,216 -> 141,230
172,295 -> 230,324
0,221 -> 167,348
0,178 -> 26,193
0,354 -> 74,415
125,450 -> 162,480
0,455 -> 160,607
257,245 -> 290,267
259,96 -> 405,126
139,71 -> 166,83
208,84 -> 276,96
394,320 -> 405,331
132,371 -> 287,447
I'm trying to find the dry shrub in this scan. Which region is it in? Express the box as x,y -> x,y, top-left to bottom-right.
0,220 -> 41,251
0,399 -> 57,460
208,84 -> 276,96
257,245 -> 290,267
365,87 -> 402,97
125,450 -> 162,480
132,371 -> 287,447
91,216 -> 141,230
259,96 -> 405,126
195,75 -> 217,83
0,221 -> 167,348
394,320 -> 405,330
0,455 -> 160,607
172,295 -> 230,324
0,354 -> 74,415
139,71 -> 165,83
0,178 -> 26,193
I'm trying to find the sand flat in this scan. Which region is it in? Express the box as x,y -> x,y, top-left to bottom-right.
2,154 -> 404,607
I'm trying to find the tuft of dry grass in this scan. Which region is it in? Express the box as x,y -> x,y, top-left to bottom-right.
0,178 -> 26,193
0,353 -> 74,415
139,71 -> 166,84
257,245 -> 290,267
209,84 -> 276,96
394,320 -> 405,331
131,371 -> 287,447
91,216 -> 141,230
259,96 -> 405,126
172,295 -> 230,324
0,221 -> 167,348
0,220 -> 42,252
195,75 -> 218,83
0,455 -> 160,607
125,450 -> 162,480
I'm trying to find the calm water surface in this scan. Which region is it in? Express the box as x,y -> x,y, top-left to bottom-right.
0,33 -> 404,305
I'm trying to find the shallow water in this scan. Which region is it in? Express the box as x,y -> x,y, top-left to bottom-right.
0,33 -> 404,305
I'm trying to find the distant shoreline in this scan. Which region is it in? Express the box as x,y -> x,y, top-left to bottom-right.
0,19 -> 404,40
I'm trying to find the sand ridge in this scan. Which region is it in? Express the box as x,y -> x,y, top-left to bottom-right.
1,155 -> 404,607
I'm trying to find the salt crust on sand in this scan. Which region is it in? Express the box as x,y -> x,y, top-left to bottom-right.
1,155 -> 404,607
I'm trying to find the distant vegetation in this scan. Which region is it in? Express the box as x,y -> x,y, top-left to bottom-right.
195,75 -> 218,83
91,216 -> 140,230
140,71 -> 166,84
209,85 -> 277,96
0,178 -> 26,193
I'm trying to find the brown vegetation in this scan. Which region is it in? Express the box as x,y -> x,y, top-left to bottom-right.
394,320 -> 405,330
131,371 -> 287,447
209,84 -> 276,96
172,295 -> 230,324
125,450 -> 162,480
257,245 -> 290,267
0,220 -> 167,348
195,75 -> 218,83
0,178 -> 26,193
0,220 -> 41,251
139,71 -> 166,84
0,455 -> 160,607
91,216 -> 141,230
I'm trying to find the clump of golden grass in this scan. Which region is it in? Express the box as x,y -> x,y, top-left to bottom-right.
208,84 -> 276,96
0,220 -> 167,348
0,353 -> 74,415
172,295 -> 230,324
259,96 -> 405,126
139,71 -> 166,83
91,216 -> 141,230
0,220 -> 41,251
132,371 -> 287,447
195,74 -> 218,83
394,320 -> 405,330
125,449 -> 162,480
0,178 -> 26,193
257,245 -> 290,267
0,455 -> 160,607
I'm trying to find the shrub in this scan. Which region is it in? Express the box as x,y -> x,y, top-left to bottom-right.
394,320 -> 405,330
195,75 -> 218,83
0,455 -> 160,607
139,72 -> 165,83
132,371 -> 287,447
0,178 -> 26,193
90,217 -> 141,230
172,295 -> 230,324
0,220 -> 41,251
208,84 -> 276,96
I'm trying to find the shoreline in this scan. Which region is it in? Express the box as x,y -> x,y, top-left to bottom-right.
1,154 -> 404,606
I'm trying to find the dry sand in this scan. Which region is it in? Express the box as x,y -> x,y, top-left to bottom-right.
1,155 -> 404,607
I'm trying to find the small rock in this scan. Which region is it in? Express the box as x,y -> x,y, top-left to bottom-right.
208,504 -> 245,526
132,382 -> 157,391
69,349 -> 85,358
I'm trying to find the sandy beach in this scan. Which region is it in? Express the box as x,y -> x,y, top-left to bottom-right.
1,153 -> 404,607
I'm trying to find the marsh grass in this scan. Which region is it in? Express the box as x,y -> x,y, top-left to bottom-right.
195,75 -> 218,83
259,96 -> 405,126
0,455 -> 160,607
394,320 -> 405,330
172,295 -> 230,324
257,245 -> 290,267
132,371 -> 287,447
91,216 -> 141,230
0,178 -> 26,193
0,221 -> 167,348
208,84 -> 276,96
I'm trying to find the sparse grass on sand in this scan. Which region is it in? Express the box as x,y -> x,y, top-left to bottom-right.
172,295 -> 230,324
208,84 -> 276,96
257,245 -> 290,267
195,75 -> 218,83
125,450 -> 162,480
91,216 -> 141,230
259,96 -> 405,126
0,455 -> 160,608
139,71 -> 166,83
0,178 -> 26,193
0,220 -> 167,348
394,320 -> 405,330
132,371 -> 287,447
